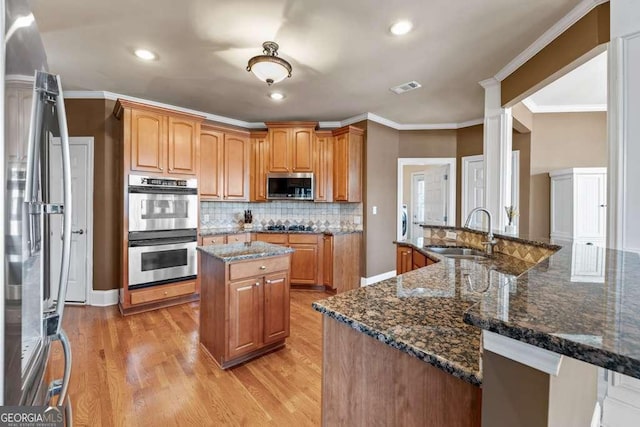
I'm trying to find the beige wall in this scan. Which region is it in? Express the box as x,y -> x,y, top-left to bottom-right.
529,112 -> 607,238
399,130 -> 457,158
65,99 -> 122,291
455,125 -> 484,226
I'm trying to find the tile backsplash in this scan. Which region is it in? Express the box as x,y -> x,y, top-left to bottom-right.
200,201 -> 363,231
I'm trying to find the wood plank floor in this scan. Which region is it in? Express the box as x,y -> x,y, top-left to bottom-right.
48,290 -> 328,426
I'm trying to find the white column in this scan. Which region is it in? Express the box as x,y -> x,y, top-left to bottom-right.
603,2 -> 640,426
608,0 -> 640,253
480,78 -> 512,231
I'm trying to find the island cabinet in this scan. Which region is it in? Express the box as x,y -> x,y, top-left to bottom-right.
199,244 -> 292,369
199,125 -> 250,201
332,126 -> 364,202
396,244 -> 435,274
114,99 -> 202,176
250,131 -> 268,202
265,122 -> 317,173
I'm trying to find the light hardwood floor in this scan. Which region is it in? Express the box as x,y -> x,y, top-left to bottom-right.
49,290 -> 328,426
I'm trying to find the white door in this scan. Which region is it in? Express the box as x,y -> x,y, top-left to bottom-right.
49,137 -> 93,303
424,165 -> 449,226
463,156 -> 485,229
411,173 -> 425,239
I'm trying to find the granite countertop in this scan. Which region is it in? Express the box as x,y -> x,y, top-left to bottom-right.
197,241 -> 294,262
199,228 -> 362,237
314,233 -> 640,384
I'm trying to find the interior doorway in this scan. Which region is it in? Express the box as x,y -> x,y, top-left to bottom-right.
397,158 -> 456,241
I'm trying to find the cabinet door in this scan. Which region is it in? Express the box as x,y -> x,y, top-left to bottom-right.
314,134 -> 333,202
268,128 -> 291,172
333,133 -> 349,201
263,272 -> 290,345
292,128 -> 314,172
575,173 -> 607,239
130,109 -> 166,173
412,250 -> 427,270
168,117 -> 198,175
200,129 -> 224,199
396,246 -> 413,274
251,136 -> 268,201
227,278 -> 261,359
289,243 -> 318,285
224,134 -> 249,200
322,235 -> 334,288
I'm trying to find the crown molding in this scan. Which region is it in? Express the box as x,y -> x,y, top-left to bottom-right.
522,97 -> 607,113
494,0 -> 608,82
64,90 -> 483,131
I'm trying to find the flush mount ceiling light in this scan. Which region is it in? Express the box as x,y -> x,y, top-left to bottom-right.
246,41 -> 292,86
269,92 -> 285,101
390,20 -> 413,36
134,48 -> 157,61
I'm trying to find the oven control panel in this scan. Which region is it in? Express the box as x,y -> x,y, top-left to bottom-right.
129,175 -> 197,189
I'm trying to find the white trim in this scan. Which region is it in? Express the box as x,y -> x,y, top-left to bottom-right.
461,154 -> 485,228
360,270 -> 397,286
65,91 -> 483,131
521,97 -> 607,113
483,331 -> 564,376
511,150 -> 521,229
88,289 -> 119,307
397,158 -> 456,240
494,0 -> 609,81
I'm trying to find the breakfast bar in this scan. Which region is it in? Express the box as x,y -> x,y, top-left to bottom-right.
313,227 -> 640,426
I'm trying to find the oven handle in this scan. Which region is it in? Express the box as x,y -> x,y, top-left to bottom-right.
128,237 -> 197,247
128,186 -> 198,195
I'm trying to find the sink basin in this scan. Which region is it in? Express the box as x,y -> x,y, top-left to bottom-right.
425,247 -> 489,260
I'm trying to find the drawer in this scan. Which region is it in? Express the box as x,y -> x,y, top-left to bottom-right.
130,281 -> 196,305
229,256 -> 290,281
256,233 -> 287,245
288,234 -> 319,244
227,233 -> 251,243
203,235 -> 227,245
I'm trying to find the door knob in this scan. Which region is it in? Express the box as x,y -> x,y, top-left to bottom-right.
71,229 -> 84,235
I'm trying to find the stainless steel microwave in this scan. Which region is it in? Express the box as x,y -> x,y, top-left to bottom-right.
266,173 -> 314,200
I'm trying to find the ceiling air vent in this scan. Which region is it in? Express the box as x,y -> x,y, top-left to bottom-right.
390,80 -> 422,94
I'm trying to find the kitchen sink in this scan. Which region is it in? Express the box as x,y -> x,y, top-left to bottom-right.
425,247 -> 489,260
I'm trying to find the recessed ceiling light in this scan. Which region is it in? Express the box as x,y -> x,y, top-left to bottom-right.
269,92 -> 285,101
134,49 -> 157,61
390,20 -> 413,36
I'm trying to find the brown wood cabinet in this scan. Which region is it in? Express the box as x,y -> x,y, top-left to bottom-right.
255,233 -> 324,286
116,100 -> 201,177
332,126 -> 364,202
114,99 -> 204,315
200,252 -> 291,369
250,131 -> 268,201
265,122 -> 317,173
314,131 -> 333,202
199,125 -> 250,201
322,233 -> 361,293
397,246 -> 413,274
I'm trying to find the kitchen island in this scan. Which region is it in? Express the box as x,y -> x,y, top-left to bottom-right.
314,229 -> 640,426
198,241 -> 294,369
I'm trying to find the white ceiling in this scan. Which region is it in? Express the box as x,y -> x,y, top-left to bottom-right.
31,0 -> 583,124
526,51 -> 607,112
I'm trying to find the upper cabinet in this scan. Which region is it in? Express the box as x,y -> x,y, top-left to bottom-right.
250,131 -> 268,202
115,100 -> 203,177
200,125 -> 250,201
265,122 -> 317,173
332,126 -> 364,202
314,131 -> 333,202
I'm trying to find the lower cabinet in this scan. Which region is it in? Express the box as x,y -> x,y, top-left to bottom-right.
397,244 -> 435,274
323,233 -> 361,293
200,252 -> 291,368
255,233 -> 323,286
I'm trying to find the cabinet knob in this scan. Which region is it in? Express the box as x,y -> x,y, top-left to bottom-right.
600,204 -> 607,207
259,265 -> 266,270
160,167 -> 164,171
255,282 -> 261,287
164,291 -> 168,295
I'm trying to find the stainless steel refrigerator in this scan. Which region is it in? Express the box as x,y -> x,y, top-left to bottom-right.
2,0 -> 73,419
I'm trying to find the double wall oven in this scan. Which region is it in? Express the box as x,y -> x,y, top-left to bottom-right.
128,175 -> 198,289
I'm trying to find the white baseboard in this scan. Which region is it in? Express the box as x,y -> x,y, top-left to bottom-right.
360,270 -> 397,286
88,289 -> 119,307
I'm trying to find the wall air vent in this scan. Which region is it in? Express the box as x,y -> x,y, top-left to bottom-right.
390,80 -> 422,94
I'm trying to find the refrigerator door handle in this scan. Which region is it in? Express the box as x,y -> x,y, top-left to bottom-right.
47,329 -> 72,407
54,74 -> 73,323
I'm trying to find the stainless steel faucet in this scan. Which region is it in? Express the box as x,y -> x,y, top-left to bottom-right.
464,207 -> 497,255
